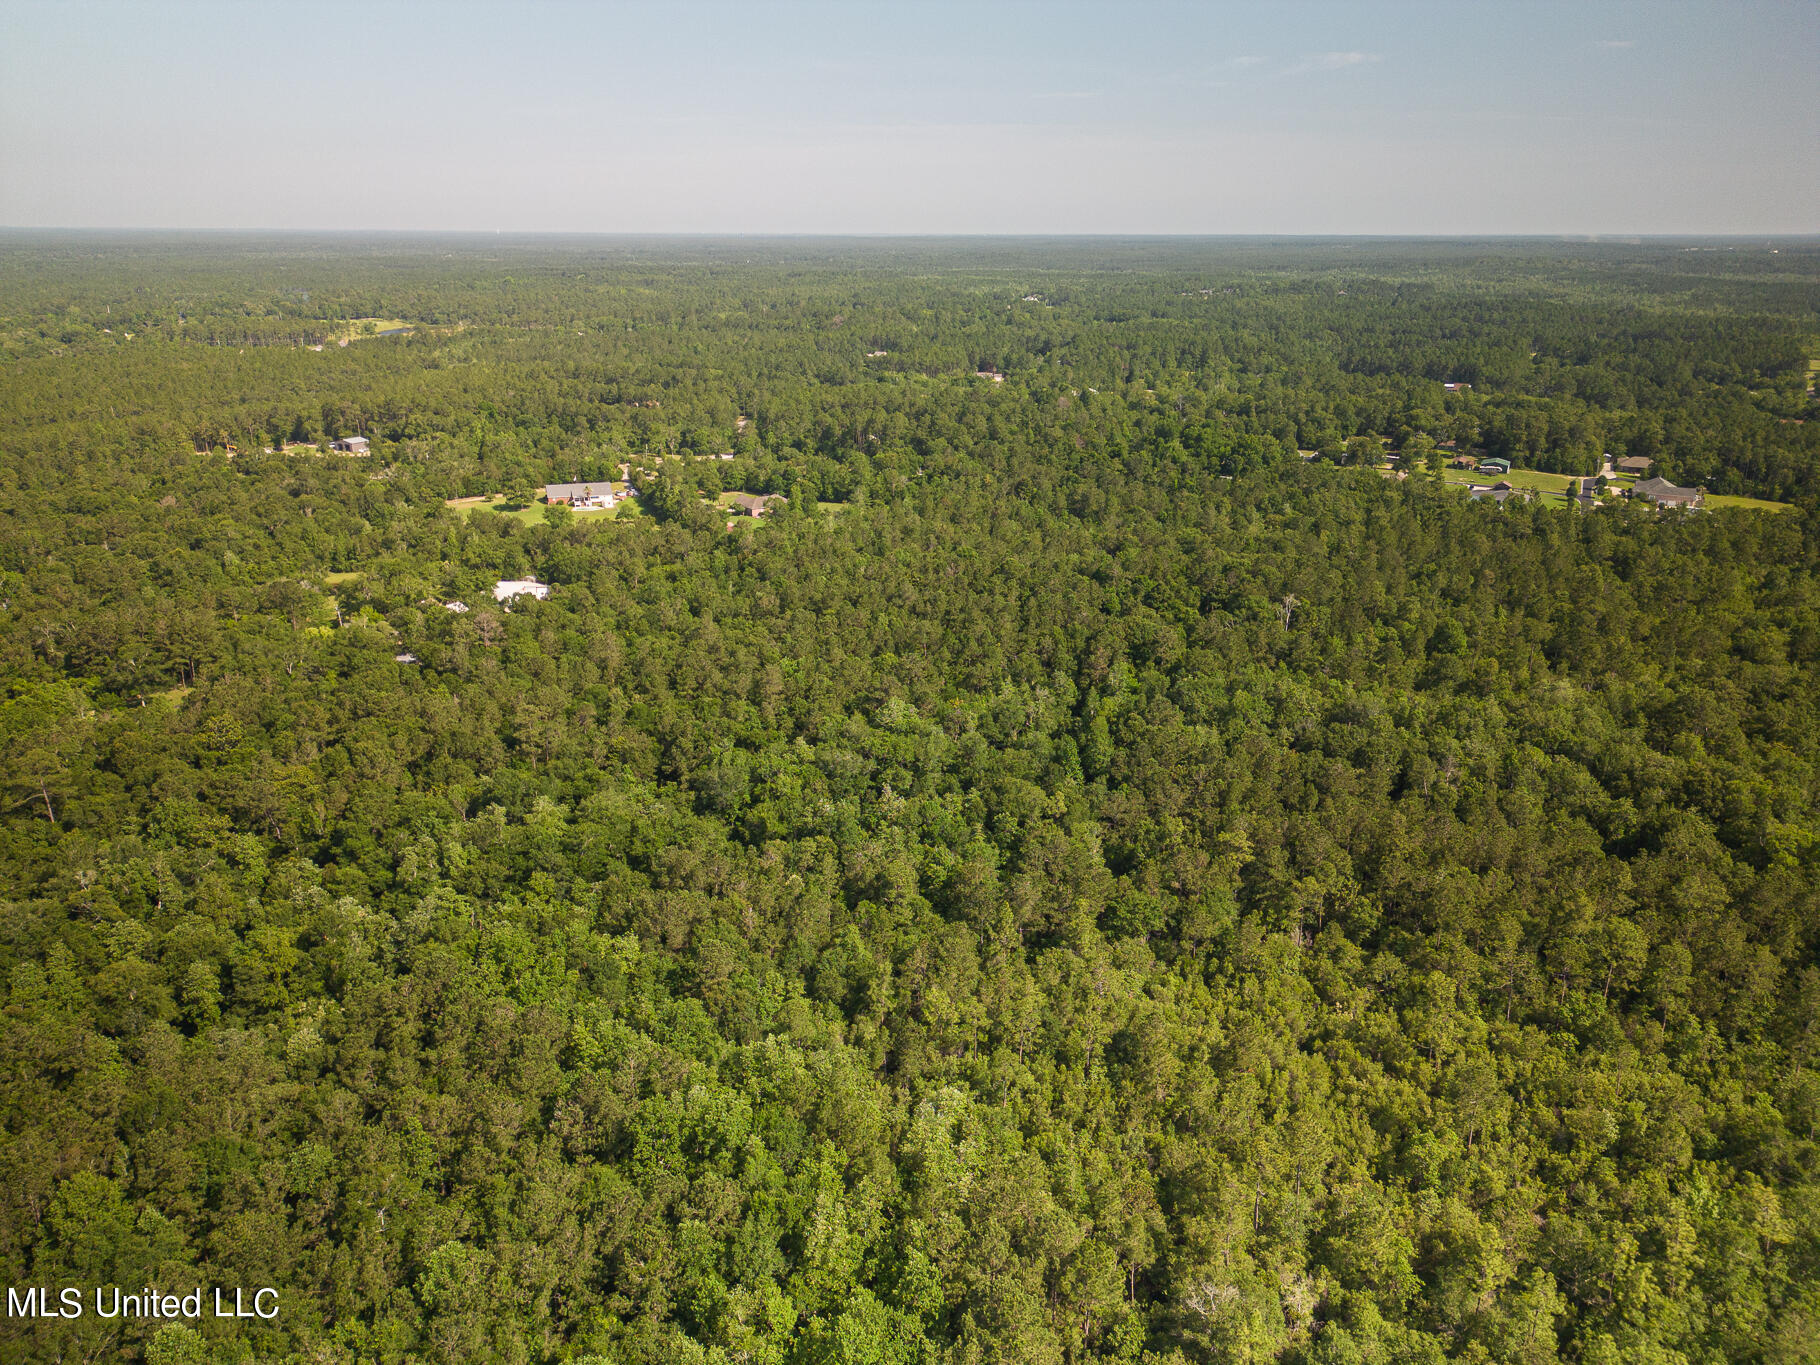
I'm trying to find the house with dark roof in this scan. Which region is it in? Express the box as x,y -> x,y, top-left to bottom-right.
1468,484 -> 1522,505
1616,456 -> 1654,474
730,493 -> 786,517
1631,476 -> 1703,509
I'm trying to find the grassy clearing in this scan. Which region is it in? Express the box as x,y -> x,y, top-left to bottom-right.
710,494 -> 848,528
1434,467 -> 1579,494
299,318 -> 414,346
1425,469 -> 1789,513
446,494 -> 632,526
321,571 -> 364,585
446,495 -> 546,526
341,317 -> 414,341
1704,492 -> 1792,512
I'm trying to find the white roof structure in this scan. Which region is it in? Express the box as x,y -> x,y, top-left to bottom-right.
545,481 -> 617,503
493,580 -> 549,603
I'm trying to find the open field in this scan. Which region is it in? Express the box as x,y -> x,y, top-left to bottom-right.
1427,468 -> 1789,512
446,494 -> 634,526
337,317 -> 414,341
1704,492 -> 1793,512
711,492 -> 849,521
266,441 -> 372,457
1434,467 -> 1578,493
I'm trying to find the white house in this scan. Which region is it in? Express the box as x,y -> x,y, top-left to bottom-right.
493,580 -> 550,603
545,481 -> 617,507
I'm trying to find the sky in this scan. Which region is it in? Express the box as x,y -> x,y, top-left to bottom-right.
2,0 -> 1816,234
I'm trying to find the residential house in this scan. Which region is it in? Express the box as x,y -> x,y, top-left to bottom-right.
730,493 -> 786,517
1568,478 -> 1604,510
1631,476 -> 1704,509
1467,484 -> 1531,505
493,580 -> 550,603
330,436 -> 369,454
545,481 -> 617,507
1615,456 -> 1654,474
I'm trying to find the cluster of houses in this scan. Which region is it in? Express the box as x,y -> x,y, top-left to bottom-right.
1450,453 -> 1707,510
543,480 -> 783,518
1463,473 -> 1704,512
1449,455 -> 1512,475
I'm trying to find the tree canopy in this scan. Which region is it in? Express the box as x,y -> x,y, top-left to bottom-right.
2,235 -> 1818,1364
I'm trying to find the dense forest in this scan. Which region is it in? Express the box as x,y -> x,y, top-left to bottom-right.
2,235 -> 1819,1365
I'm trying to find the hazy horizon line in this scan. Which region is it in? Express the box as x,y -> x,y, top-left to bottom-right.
5,227 -> 1818,242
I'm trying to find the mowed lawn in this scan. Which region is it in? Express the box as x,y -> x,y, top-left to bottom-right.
1426,468 -> 1789,511
343,317 -> 414,340
1433,466 -> 1578,494
712,493 -> 849,523
445,495 -> 634,526
1705,492 -> 1793,512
